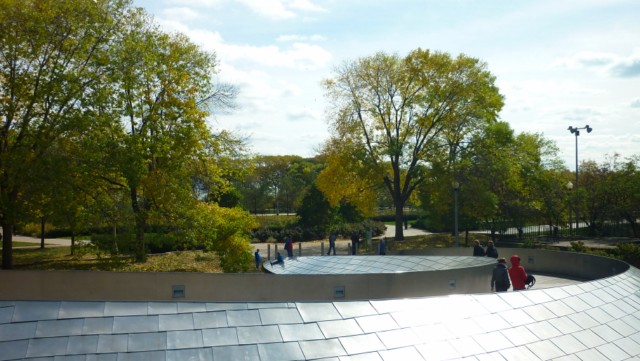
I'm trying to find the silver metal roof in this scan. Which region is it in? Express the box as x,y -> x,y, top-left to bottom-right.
1,262 -> 639,360
263,255 -> 496,274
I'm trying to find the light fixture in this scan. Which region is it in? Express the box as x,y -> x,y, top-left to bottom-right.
567,125 -> 593,233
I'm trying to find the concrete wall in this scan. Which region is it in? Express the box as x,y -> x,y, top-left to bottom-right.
0,264 -> 494,302
0,249 -> 628,302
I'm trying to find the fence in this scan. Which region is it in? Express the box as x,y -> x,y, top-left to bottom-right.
473,219 -> 637,244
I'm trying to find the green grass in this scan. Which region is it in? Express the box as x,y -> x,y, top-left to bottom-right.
4,246 -> 247,273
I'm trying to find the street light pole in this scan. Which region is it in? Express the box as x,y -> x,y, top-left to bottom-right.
453,181 -> 460,247
567,125 -> 592,234
566,181 -> 573,236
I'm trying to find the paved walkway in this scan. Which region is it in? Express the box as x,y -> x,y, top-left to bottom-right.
10,235 -> 72,247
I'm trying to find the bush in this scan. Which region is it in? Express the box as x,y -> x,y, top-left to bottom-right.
616,242 -> 640,268
90,233 -> 134,256
252,227 -> 273,242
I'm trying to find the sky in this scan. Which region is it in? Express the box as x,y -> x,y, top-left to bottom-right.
134,0 -> 640,169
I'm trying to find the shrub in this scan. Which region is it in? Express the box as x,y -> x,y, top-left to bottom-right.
616,242 -> 640,268
252,227 -> 273,242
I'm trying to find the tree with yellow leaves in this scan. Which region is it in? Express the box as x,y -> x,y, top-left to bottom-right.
318,49 -> 504,240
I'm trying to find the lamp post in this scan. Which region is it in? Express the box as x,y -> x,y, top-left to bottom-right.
567,125 -> 592,233
452,181 -> 460,247
566,181 -> 573,236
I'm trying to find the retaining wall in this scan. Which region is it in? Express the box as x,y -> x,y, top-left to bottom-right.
0,249 -> 628,302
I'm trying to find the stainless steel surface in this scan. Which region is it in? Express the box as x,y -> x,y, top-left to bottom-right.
0,258 -> 638,360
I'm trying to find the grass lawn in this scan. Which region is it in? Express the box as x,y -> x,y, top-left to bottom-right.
6,246 -> 236,273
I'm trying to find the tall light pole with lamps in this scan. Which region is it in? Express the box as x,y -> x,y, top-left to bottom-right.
567,125 -> 592,233
452,181 -> 460,247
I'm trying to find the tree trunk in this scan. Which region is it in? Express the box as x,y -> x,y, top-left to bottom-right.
394,199 -> 405,240
130,187 -> 147,262
1,223 -> 13,269
70,233 -> 75,255
112,225 -> 119,255
40,217 -> 46,249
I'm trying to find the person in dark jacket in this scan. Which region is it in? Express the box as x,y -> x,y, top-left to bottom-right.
254,249 -> 261,270
270,252 -> 284,266
378,237 -> 387,255
508,254 -> 528,290
327,232 -> 336,255
350,232 -> 359,255
491,258 -> 511,292
473,239 -> 485,256
485,240 -> 499,258
284,237 -> 293,257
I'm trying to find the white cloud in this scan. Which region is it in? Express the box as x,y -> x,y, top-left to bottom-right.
277,34 -> 326,42
631,98 -> 640,108
288,0 -> 327,13
555,51 -> 640,78
160,7 -> 202,21
235,0 -> 327,20
151,17 -> 331,71
161,0 -> 225,8
237,0 -> 296,19
217,42 -> 332,71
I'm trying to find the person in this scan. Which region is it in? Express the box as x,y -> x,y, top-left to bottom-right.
485,240 -> 499,258
491,258 -> 511,292
508,254 -> 528,291
473,239 -> 485,256
350,232 -> 359,255
254,249 -> 261,270
270,252 -> 284,266
327,232 -> 336,255
284,237 -> 293,257
378,237 -> 387,255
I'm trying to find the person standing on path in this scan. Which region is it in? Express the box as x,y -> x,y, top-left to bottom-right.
378,237 -> 387,255
327,232 -> 336,255
350,232 -> 359,255
473,239 -> 485,256
485,240 -> 499,258
284,237 -> 293,257
491,258 -> 511,292
254,249 -> 262,270
508,254 -> 528,291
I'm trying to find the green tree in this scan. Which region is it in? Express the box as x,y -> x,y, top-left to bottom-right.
578,155 -> 640,237
297,184 -> 333,230
177,202 -> 257,272
92,10 -> 236,261
609,156 -> 640,237
239,155 -> 319,214
318,49 -> 503,240
0,0 -> 128,269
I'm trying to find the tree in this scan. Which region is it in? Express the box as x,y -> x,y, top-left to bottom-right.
609,156 -> 640,237
318,49 -> 504,239
578,155 -> 640,237
239,155 -> 319,214
177,202 -> 257,272
0,0 -> 129,269
99,10 -> 237,260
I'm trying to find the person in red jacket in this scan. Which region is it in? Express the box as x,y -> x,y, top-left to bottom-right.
508,254 -> 528,291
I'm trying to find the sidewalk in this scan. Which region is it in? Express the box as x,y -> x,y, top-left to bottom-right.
10,235 -> 72,247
